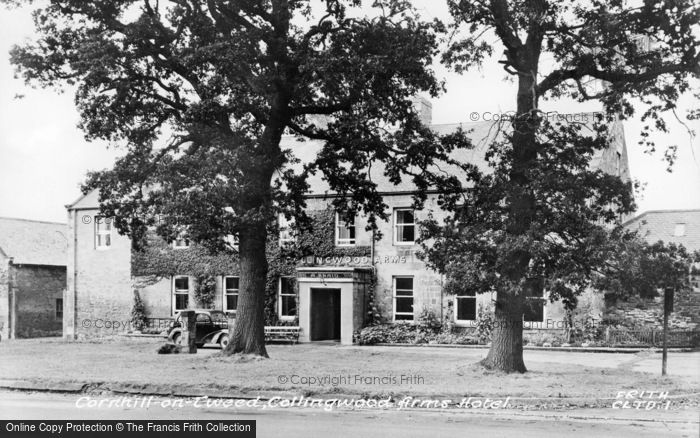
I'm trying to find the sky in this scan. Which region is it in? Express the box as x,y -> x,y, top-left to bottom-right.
0,2 -> 698,224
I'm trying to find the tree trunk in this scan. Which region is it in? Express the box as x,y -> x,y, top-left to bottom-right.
482,39 -> 542,371
223,220 -> 269,357
481,290 -> 527,373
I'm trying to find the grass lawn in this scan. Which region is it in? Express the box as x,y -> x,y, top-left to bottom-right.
0,338 -> 698,409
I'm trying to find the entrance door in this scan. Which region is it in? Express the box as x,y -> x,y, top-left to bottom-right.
310,288 -> 341,341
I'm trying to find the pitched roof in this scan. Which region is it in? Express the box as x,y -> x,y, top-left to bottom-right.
622,209 -> 700,252
282,113 -> 626,195
0,217 -> 68,266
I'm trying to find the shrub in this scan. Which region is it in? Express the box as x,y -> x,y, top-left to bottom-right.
416,308 -> 442,334
157,343 -> 181,354
355,322 -> 417,345
475,304 -> 495,343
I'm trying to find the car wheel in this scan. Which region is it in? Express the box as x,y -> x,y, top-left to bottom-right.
219,335 -> 229,349
172,333 -> 182,345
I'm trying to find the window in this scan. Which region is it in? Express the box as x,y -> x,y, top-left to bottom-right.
394,209 -> 416,245
173,276 -> 189,312
55,298 -> 63,319
95,217 -> 112,249
279,277 -> 297,319
455,291 -> 477,322
224,234 -> 239,251
196,313 -> 212,324
335,213 -> 356,246
172,233 -> 190,249
224,276 -> 239,314
393,277 -> 414,321
523,279 -> 545,323
674,223 -> 686,237
279,214 -> 295,246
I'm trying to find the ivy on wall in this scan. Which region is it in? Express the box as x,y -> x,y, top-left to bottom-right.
131,207 -> 374,325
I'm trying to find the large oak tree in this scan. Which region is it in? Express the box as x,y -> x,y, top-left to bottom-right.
421,0 -> 698,372
8,0 -> 468,356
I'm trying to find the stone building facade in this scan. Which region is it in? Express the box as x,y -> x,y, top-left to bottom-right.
64,109 -> 631,344
613,209 -> 700,332
0,217 -> 67,339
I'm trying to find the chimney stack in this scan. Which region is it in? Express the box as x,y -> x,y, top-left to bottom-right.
411,96 -> 433,126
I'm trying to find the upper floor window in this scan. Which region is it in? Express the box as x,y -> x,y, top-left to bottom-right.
279,214 -> 295,246
394,209 -> 416,245
172,233 -> 190,249
224,234 -> 239,251
95,217 -> 112,249
173,276 -> 190,312
335,213 -> 356,246
223,276 -> 239,314
674,223 -> 686,237
279,277 -> 297,319
393,276 -> 414,321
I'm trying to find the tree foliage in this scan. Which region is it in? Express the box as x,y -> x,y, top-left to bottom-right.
420,0 -> 698,372
7,0 -> 472,356
594,236 -> 699,303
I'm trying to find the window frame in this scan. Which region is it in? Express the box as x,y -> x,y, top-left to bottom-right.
523,283 -> 546,324
335,212 -> 357,247
278,214 -> 295,247
172,233 -> 190,249
224,234 -> 239,251
673,223 -> 686,237
393,208 -> 416,246
392,276 -> 415,322
278,276 -> 297,320
95,217 -> 112,249
55,298 -> 63,320
454,292 -> 478,323
173,276 -> 190,314
223,276 -> 240,315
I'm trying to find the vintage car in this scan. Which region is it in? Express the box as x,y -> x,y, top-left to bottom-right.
167,309 -> 230,348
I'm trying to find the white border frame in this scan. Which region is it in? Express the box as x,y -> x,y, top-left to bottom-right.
454,294 -> 478,324
278,276 -> 297,321
172,275 -> 190,315
94,217 -> 112,250
393,208 -> 416,246
223,276 -> 239,315
335,212 -> 357,247
392,276 -> 414,322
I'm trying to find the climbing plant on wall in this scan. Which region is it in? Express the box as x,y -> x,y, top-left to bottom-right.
130,207 -> 375,325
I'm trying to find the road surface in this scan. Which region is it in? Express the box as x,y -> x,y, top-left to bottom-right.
0,391 -> 697,437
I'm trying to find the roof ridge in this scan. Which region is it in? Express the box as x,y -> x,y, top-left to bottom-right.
0,216 -> 66,226
621,208 -> 700,227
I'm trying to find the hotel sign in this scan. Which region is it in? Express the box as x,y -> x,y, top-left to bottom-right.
296,255 -> 408,266
297,270 -> 355,279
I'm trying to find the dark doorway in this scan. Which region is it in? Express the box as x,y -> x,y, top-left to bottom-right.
310,288 -> 341,341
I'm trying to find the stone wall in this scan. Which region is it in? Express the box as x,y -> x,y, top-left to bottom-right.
0,257 -> 10,340
66,208 -> 133,339
12,264 -> 65,338
605,290 -> 700,332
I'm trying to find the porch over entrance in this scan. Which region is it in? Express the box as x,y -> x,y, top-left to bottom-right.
296,266 -> 372,345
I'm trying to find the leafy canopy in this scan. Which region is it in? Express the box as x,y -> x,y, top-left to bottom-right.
420,0 -> 698,307
9,0 -> 471,247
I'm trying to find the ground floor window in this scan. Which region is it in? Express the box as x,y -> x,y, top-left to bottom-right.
173,276 -> 189,312
455,291 -> 477,322
55,298 -> 63,319
224,276 -> 239,314
524,280 -> 545,323
279,277 -> 297,319
393,276 -> 414,321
